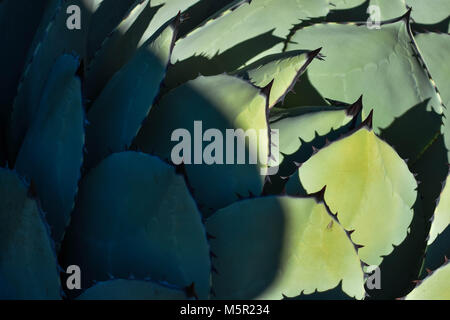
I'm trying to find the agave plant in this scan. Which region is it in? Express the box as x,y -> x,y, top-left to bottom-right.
0,0 -> 449,300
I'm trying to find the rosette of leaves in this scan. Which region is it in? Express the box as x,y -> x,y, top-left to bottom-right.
0,0 -> 448,300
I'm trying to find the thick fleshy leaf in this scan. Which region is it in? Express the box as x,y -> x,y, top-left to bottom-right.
85,22 -> 176,168
286,15 -> 443,138
134,74 -> 269,216
423,173 -> 450,273
286,15 -> 445,238
415,33 -> 450,160
84,0 -> 144,64
84,0 -> 160,100
176,0 -> 238,38
406,0 -> 450,26
0,168 -> 60,299
271,101 -> 360,166
166,0 -> 330,88
60,152 -> 210,299
15,54 -> 84,246
0,0 -> 50,124
268,101 -> 360,196
206,196 -> 366,300
405,261 -> 450,300
8,0 -> 90,163
429,175 -> 450,246
298,125 -> 418,266
237,49 -> 321,108
77,279 -> 189,300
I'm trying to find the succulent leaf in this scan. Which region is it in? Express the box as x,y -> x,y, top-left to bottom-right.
422,172 -> 450,274
298,125 -> 418,266
0,168 -> 61,299
76,279 -> 189,300
166,0 -> 330,88
85,0 -> 146,65
134,74 -> 270,216
8,0 -> 89,164
60,152 -> 211,299
85,22 -> 176,168
404,261 -> 450,300
237,49 -> 321,109
406,0 -> 450,28
206,196 -> 366,300
271,101 -> 360,167
0,0 -> 50,123
429,174 -> 450,246
415,33 -> 450,160
84,0 -> 159,100
286,15 -> 443,136
266,100 -> 361,195
15,54 -> 85,246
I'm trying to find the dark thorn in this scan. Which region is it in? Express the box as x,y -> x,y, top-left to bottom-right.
310,185 -> 326,202
76,59 -> 84,80
361,109 -> 373,130
212,266 -> 219,275
308,47 -> 322,60
185,282 -> 199,300
27,179 -> 38,199
346,95 -> 363,117
260,79 -> 275,99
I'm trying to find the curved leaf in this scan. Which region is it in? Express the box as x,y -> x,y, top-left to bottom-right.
85,0 -> 145,64
8,0 -> 89,163
0,168 -> 60,299
134,74 -> 269,216
423,173 -> 450,273
77,279 -> 188,300
406,0 -> 450,26
0,0 -> 50,123
85,22 -> 176,168
15,54 -> 84,246
84,0 -> 162,100
237,49 -> 321,108
60,152 -> 210,299
267,101 -> 360,195
206,195 -> 366,300
405,261 -> 450,300
286,15 -> 443,138
429,174 -> 450,246
298,125 -> 418,266
415,33 -> 450,159
166,0 -> 330,88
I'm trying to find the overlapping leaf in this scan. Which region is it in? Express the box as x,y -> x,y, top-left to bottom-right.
297,124 -> 418,266
134,74 -> 269,216
404,261 -> 450,300
60,152 -> 210,299
0,168 -> 60,299
206,195 -> 366,300
85,22 -> 176,169
15,54 -> 85,245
